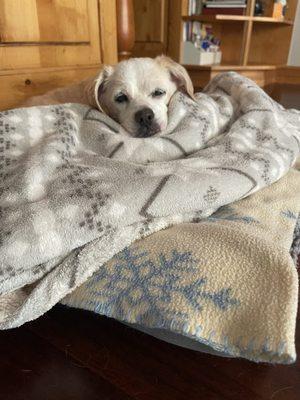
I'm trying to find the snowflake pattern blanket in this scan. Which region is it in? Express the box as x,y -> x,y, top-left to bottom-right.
0,72 -> 300,333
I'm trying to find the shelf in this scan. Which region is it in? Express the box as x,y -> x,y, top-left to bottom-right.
182,14 -> 248,22
184,64 -> 278,71
252,16 -> 293,24
182,15 -> 293,25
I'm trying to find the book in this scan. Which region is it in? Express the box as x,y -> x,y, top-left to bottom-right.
205,4 -> 246,8
188,0 -> 204,16
187,0 -> 246,16
204,0 -> 246,3
204,1 -> 246,6
202,7 -> 246,14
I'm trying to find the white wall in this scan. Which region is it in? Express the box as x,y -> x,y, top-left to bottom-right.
288,1 -> 300,66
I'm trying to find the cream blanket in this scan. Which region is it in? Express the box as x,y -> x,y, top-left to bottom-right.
63,170 -> 300,364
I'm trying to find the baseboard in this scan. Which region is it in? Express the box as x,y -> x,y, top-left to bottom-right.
276,66 -> 300,85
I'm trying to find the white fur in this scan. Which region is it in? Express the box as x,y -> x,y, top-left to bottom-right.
23,56 -> 194,138
96,58 -> 177,135
95,56 -> 194,137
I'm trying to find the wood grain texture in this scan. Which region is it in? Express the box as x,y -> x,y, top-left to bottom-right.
166,0 -> 183,61
116,0 -> 135,60
0,65 -> 102,110
182,15 -> 293,24
185,65 -> 278,90
35,0 -> 90,43
0,0 -> 40,43
248,0 -> 297,66
0,0 -> 90,43
133,0 -> 166,42
240,0 -> 255,66
249,23 -> 295,65
216,22 -> 245,65
132,42 -> 167,58
0,293 -> 300,400
0,0 -> 101,69
132,0 -> 168,58
3,62 -> 295,111
0,325 -> 132,400
167,0 -> 296,67
98,0 -> 118,65
0,0 -> 118,109
276,66 -> 300,85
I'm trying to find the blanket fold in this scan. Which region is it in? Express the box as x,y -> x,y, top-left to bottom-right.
0,72 -> 300,337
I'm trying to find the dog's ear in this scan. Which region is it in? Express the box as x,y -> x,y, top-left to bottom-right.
86,65 -> 114,111
155,55 -> 195,100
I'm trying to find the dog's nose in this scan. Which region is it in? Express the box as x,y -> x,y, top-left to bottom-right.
135,108 -> 154,127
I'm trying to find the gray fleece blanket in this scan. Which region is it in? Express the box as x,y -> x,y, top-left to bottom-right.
0,72 -> 300,329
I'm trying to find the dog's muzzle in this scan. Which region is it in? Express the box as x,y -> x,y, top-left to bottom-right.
135,107 -> 159,138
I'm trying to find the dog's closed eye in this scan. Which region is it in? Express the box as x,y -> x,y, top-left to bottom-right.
151,89 -> 166,98
94,56 -> 194,137
115,93 -> 129,103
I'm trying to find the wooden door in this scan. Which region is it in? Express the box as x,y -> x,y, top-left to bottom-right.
0,0 -> 101,69
132,0 -> 168,57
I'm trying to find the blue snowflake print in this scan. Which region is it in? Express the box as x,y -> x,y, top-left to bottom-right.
84,248 -> 240,325
281,210 -> 297,220
207,205 -> 258,224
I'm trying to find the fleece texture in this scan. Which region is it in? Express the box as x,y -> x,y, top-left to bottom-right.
0,72 -> 299,332
63,170 -> 300,364
290,158 -> 300,268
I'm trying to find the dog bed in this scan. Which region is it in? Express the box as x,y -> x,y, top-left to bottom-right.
1,72 -> 300,363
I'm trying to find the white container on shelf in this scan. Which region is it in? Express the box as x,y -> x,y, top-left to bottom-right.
182,41 -> 222,65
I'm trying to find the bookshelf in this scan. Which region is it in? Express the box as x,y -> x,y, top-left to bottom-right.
168,0 -> 297,67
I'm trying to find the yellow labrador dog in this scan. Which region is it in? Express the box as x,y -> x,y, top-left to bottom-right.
24,56 -> 194,138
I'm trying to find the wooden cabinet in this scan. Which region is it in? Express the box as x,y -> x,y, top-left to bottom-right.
0,0 -> 118,109
132,0 -> 168,57
133,0 -> 297,68
0,0 -> 102,69
131,0 -> 299,90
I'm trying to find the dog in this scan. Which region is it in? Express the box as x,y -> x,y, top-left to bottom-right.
23,56 -> 194,138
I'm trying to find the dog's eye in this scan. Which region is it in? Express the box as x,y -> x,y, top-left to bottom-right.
151,89 -> 166,98
115,93 -> 128,103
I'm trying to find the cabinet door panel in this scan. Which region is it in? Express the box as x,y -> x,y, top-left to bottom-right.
0,0 -> 90,43
0,0 -> 101,69
133,0 -> 168,57
0,0 -> 40,43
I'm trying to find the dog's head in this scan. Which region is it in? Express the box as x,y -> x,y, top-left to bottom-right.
93,56 -> 194,137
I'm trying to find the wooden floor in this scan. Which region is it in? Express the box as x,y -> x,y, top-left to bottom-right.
1,84 -> 300,400
1,305 -> 300,400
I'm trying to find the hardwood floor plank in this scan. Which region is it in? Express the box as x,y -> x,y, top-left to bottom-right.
0,324 -> 133,400
29,305 -> 300,400
29,307 -> 184,400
